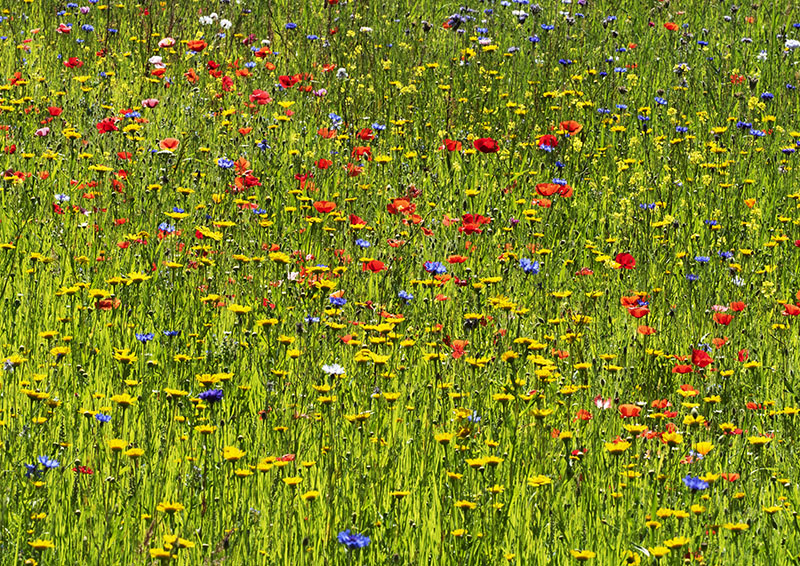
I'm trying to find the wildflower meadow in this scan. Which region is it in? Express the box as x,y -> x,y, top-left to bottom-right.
2,0 -> 800,564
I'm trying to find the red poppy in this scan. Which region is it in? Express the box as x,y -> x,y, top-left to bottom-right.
349,214 -> 367,226
318,127 -> 337,139
249,89 -> 272,105
537,134 -> 559,149
279,75 -> 300,89
637,325 -> 656,335
713,313 -> 734,326
783,303 -> 800,316
473,137 -> 499,153
64,57 -> 84,68
672,364 -> 693,374
614,253 -> 636,270
712,337 -> 728,348
356,128 -> 374,141
440,139 -> 462,151
313,201 -> 336,214
575,409 -> 593,421
619,404 -> 641,418
448,255 -> 467,264
159,138 -> 179,151
729,301 -> 747,312
559,120 -> 583,135
47,106 -> 63,117
187,40 -> 208,52
651,399 -> 670,409
628,307 -> 649,318
96,298 -> 121,310
386,198 -> 415,215
96,118 -> 118,134
691,349 -> 713,368
351,146 -> 372,161
738,349 -> 749,362
664,22 -> 679,31
535,183 -> 560,197
362,260 -> 386,273
315,158 -> 333,169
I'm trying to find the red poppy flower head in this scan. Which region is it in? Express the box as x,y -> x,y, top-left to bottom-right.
614,253 -> 636,270
473,137 -> 499,153
313,201 -> 336,214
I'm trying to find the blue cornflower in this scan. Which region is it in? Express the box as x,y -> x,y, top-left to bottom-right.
135,335 -> 154,347
217,157 -> 235,168
338,530 -> 370,550
285,23 -> 297,30
306,35 -> 319,40
355,239 -> 371,248
616,104 -> 628,110
82,24 -> 94,32
257,139 -> 271,151
695,256 -> 710,263
398,290 -> 414,303
686,274 -> 699,282
683,475 -> 709,491
541,24 -> 554,31
424,261 -> 447,275
158,222 -> 176,233
761,92 -> 774,100
654,96 -> 667,105
305,316 -> 321,323
163,330 -> 181,337
527,35 -> 540,43
38,456 -> 60,470
676,126 -> 689,133
329,296 -> 347,307
467,411 -> 481,423
558,59 -> 573,66
750,129 -> 766,138
253,208 -> 268,215
173,207 -> 185,214
519,258 -> 540,275
24,463 -> 38,478
198,389 -> 224,404
718,251 -> 734,260
736,121 -> 752,130
95,413 -> 111,424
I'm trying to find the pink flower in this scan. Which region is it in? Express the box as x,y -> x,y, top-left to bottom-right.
593,395 -> 612,410
158,37 -> 175,48
35,127 -> 50,137
711,304 -> 729,312
141,98 -> 159,108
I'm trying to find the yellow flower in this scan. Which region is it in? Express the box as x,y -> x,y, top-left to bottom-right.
435,432 -> 454,445
126,448 -> 145,459
648,546 -> 670,558
222,446 -> 246,462
27,539 -> 55,550
693,441 -> 714,456
301,490 -> 320,501
527,475 -> 551,488
111,393 -> 137,407
282,476 -> 303,487
748,436 -> 772,446
605,441 -> 631,455
156,502 -> 185,514
723,523 -> 749,531
454,500 -> 477,510
570,550 -> 596,561
663,536 -> 690,549
108,439 -> 127,452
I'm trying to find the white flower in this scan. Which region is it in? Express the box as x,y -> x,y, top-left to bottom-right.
478,38 -> 492,46
148,55 -> 165,69
322,364 -> 346,376
757,50 -> 768,61
199,16 -> 214,25
359,26 -> 373,33
786,39 -> 800,50
336,67 -> 348,79
209,12 -> 219,21
158,37 -> 175,48
220,19 -> 232,30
